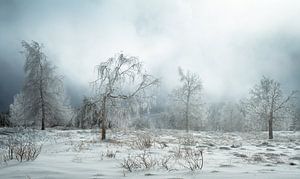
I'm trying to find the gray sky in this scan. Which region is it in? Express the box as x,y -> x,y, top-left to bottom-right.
1,0 -> 300,111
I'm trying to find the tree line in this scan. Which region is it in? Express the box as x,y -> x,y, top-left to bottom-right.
6,41 -> 300,140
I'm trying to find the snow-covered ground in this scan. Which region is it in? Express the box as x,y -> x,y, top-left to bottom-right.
0,128 -> 299,179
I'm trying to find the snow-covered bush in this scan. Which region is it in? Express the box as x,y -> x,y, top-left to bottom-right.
101,150 -> 116,159
121,155 -> 140,172
0,128 -> 43,164
121,150 -> 157,172
179,147 -> 203,171
131,133 -> 154,150
14,141 -> 42,162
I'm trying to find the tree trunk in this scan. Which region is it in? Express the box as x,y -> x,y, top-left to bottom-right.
186,92 -> 190,133
96,110 -> 101,128
40,74 -> 45,130
102,126 -> 106,140
101,96 -> 107,140
41,97 -> 45,130
39,60 -> 45,130
269,112 -> 273,139
269,97 -> 275,139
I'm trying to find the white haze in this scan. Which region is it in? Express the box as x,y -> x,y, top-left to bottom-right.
1,0 -> 300,103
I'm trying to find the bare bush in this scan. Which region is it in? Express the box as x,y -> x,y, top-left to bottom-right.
101,150 -> 116,159
121,155 -> 141,172
180,147 -> 203,171
6,135 -> 15,160
179,134 -> 197,146
172,145 -> 184,159
157,141 -> 168,149
136,150 -> 157,169
121,150 -> 157,172
160,155 -> 173,170
132,134 -> 154,150
14,142 -> 42,162
72,140 -> 89,152
1,128 -> 43,163
73,141 -> 85,152
0,153 -> 10,165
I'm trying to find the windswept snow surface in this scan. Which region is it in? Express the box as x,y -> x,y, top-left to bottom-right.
0,128 -> 299,179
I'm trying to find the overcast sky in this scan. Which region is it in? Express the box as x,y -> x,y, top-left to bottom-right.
0,0 -> 300,111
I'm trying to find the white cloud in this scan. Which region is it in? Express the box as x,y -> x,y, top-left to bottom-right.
1,0 -> 300,101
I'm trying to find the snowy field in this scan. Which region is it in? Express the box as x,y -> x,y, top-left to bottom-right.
0,128 -> 299,179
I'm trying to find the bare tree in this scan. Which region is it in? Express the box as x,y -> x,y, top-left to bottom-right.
172,67 -> 202,132
17,41 -> 72,130
91,53 -> 159,140
245,76 -> 297,139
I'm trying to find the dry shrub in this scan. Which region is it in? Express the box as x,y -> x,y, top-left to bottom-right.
160,155 -> 173,170
14,142 -> 42,162
121,150 -> 157,172
172,145 -> 184,159
179,134 -> 197,146
136,150 -> 157,169
0,153 -> 10,165
1,129 -> 43,163
121,155 -> 142,172
157,141 -> 168,149
180,147 -> 203,171
132,133 -> 154,150
172,145 -> 204,171
72,140 -> 89,152
101,150 -> 117,159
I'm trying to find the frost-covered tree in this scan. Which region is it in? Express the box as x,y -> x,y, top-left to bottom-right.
91,53 -> 159,140
294,108 -> 300,131
9,92 -> 27,127
0,111 -> 10,127
205,102 -> 245,132
171,67 -> 202,132
221,103 -> 240,131
245,76 -> 297,139
11,41 -> 72,130
290,104 -> 300,131
75,97 -> 98,129
205,102 -> 224,131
